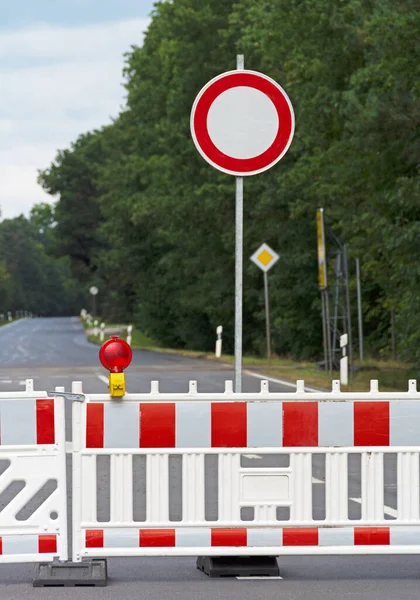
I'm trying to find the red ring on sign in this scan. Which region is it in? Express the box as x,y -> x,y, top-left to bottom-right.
192,72 -> 294,175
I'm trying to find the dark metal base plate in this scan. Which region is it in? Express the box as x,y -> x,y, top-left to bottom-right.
197,555 -> 279,578
33,559 -> 107,587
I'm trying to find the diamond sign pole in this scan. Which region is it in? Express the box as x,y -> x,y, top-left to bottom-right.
264,271 -> 271,359
251,243 -> 279,360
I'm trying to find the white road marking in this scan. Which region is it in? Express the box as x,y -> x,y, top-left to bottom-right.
0,380 -> 12,384
244,370 -> 320,392
312,477 -> 324,484
66,441 -> 72,453
243,454 -> 262,459
17,343 -> 30,359
236,576 -> 283,580
96,373 -> 109,387
350,497 -> 398,518
18,380 -> 26,386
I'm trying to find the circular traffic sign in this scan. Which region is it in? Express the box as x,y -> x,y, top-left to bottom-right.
89,286 -> 98,296
99,336 -> 132,373
190,70 -> 294,176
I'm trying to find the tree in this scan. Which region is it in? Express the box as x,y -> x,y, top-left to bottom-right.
37,0 -> 420,359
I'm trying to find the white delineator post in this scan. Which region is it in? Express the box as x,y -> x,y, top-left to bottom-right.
215,325 -> 223,358
234,54 -> 244,393
127,325 -> 133,346
340,333 -> 348,386
93,320 -> 99,337
100,322 -> 105,342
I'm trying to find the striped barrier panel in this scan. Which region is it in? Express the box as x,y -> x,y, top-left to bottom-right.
0,380 -> 67,563
71,379 -> 420,561
82,525 -> 420,555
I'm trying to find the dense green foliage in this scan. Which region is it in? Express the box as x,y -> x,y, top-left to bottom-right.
38,0 -> 420,359
0,204 -> 84,317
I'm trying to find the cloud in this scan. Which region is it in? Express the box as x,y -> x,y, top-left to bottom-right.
0,166 -> 51,219
0,18 -> 150,219
0,20 -> 147,62
2,0 -> 155,31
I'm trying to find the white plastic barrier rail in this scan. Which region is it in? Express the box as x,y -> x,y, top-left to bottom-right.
71,378 -> 420,560
0,380 -> 67,563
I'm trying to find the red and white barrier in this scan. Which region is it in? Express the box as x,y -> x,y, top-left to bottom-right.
83,386 -> 420,449
81,525 -> 420,555
70,378 -> 420,562
0,380 -> 67,563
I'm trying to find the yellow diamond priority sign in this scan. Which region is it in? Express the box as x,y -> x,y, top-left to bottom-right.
250,243 -> 279,272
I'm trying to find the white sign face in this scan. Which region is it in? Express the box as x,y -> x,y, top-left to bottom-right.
250,243 -> 279,273
89,286 -> 98,296
207,87 -> 279,159
191,70 -> 294,177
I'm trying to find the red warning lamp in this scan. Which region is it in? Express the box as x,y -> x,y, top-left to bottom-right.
99,336 -> 132,372
99,336 -> 132,397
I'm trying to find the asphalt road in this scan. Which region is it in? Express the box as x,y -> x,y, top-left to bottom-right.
0,316 -> 293,393
0,317 -> 415,600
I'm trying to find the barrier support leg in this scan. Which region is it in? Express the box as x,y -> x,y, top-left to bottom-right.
33,559 -> 107,587
196,556 -> 279,578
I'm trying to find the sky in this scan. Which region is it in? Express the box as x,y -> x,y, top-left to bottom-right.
0,0 -> 155,219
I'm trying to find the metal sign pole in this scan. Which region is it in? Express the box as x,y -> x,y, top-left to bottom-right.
263,271 -> 271,359
356,257 -> 364,363
234,175 -> 243,392
89,286 -> 98,318
234,54 -> 245,393
343,244 -> 353,377
324,289 -> 333,373
250,244 -> 278,363
321,291 -> 328,372
191,58 -> 293,393
316,209 -> 329,371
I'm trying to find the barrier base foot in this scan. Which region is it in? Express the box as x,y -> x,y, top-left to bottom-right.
196,556 -> 279,578
33,559 -> 107,587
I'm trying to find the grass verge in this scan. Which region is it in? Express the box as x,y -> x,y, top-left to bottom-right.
0,320 -> 15,327
85,320 -> 417,392
259,366 -> 413,392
